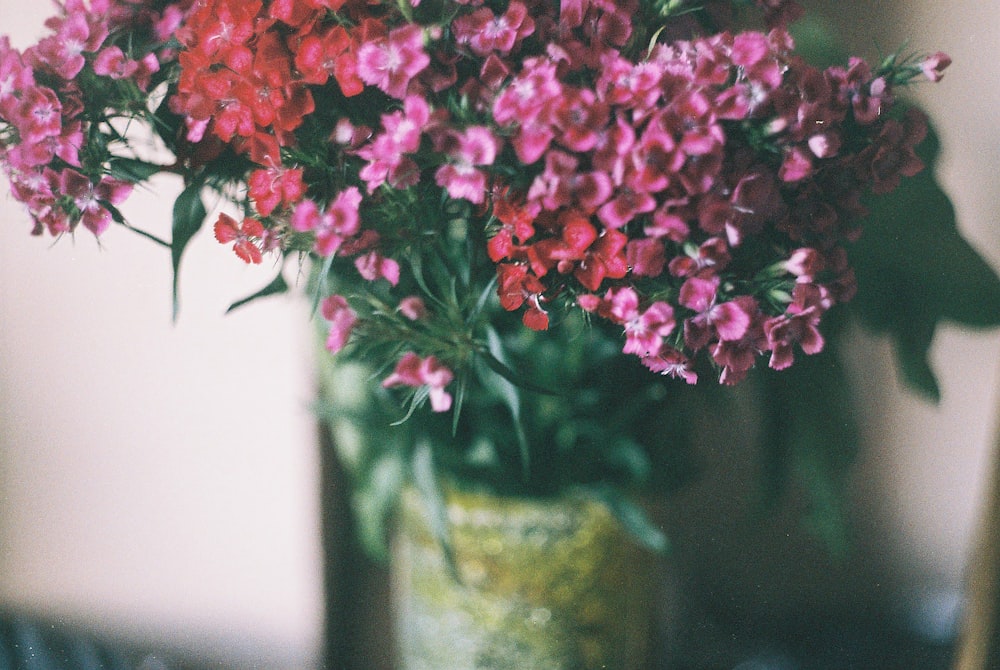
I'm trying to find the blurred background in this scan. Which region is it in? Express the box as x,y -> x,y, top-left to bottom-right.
0,0 -> 998,668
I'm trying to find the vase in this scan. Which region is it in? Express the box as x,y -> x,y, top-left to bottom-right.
392,484 -> 658,670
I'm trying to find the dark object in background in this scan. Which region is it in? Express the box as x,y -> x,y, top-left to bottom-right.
0,613 -> 170,670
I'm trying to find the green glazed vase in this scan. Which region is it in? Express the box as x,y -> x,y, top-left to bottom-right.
392,485 -> 658,670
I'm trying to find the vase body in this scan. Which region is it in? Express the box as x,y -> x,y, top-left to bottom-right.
392,486 -> 657,670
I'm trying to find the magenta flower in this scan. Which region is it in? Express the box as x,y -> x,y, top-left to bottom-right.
764,285 -> 826,370
606,287 -> 676,358
28,11 -> 107,80
920,52 -> 951,82
398,296 -> 427,320
57,168 -> 132,235
679,275 -> 752,351
290,188 -> 362,257
355,250 -> 401,286
356,95 -> 429,191
356,24 -> 430,99
452,1 -> 534,57
382,352 -> 455,412
9,87 -> 63,144
321,295 -> 358,355
433,126 -> 499,204
641,347 -> 698,384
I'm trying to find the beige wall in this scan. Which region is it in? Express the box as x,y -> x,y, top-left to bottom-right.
0,0 -> 997,664
0,4 -> 323,667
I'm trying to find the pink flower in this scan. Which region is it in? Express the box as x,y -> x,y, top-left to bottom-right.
58,168 -> 132,235
356,24 -> 430,99
679,275 -> 751,350
9,87 -> 62,144
764,286 -> 826,370
641,347 -> 698,384
382,352 -> 455,412
626,237 -> 665,277
920,52 -> 951,82
433,126 -> 499,204
355,250 -> 401,285
290,188 -> 362,256
606,287 -> 676,358
355,95 -> 429,191
452,1 -> 534,57
398,296 -> 427,320
28,11 -> 107,80
321,295 -> 358,354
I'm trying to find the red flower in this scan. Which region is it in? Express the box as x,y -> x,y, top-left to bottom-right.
214,212 -> 265,264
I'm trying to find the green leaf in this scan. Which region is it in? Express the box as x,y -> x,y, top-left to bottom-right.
226,271 -> 290,313
478,347 -> 558,396
483,326 -> 530,481
170,179 -> 207,321
411,441 -> 458,578
353,450 -> 406,562
590,486 -> 669,554
108,157 -> 170,182
106,203 -> 170,248
754,343 -> 859,559
849,123 -> 1000,400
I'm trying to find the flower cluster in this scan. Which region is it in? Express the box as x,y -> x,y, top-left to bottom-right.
1,0 -> 947,424
0,0 -> 192,236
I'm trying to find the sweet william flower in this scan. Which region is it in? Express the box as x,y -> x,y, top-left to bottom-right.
356,24 -> 430,99
764,285 -> 826,370
382,353 -> 454,413
680,275 -> 752,351
920,51 -> 951,82
248,166 -> 306,217
291,188 -> 362,257
9,87 -> 62,144
214,213 -> 265,264
433,126 -> 499,204
321,294 -> 358,355
0,0 -> 952,423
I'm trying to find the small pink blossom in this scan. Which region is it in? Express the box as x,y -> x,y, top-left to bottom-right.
355,250 -> 401,285
641,347 -> 698,384
382,352 -> 455,412
321,294 -> 357,354
398,296 -> 427,320
290,188 -> 362,256
606,287 -> 676,358
433,126 -> 499,204
356,24 -> 430,99
920,52 -> 951,82
452,1 -> 534,57
764,302 -> 824,370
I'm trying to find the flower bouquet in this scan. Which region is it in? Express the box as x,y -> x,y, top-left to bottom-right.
3,0 -> 998,665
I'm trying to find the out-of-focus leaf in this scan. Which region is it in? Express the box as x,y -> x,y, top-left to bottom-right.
108,157 -> 169,182
755,335 -> 859,559
226,271 -> 289,313
850,125 -> 1000,400
412,441 -> 458,578
170,179 -> 207,321
591,485 -> 669,554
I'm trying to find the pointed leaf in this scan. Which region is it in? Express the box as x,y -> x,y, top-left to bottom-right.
411,441 -> 458,578
590,486 -> 669,554
226,271 -> 290,313
484,326 -> 530,480
171,180 -> 207,320
108,157 -> 170,182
